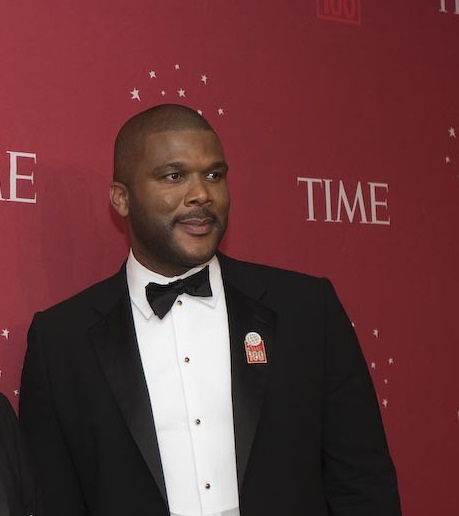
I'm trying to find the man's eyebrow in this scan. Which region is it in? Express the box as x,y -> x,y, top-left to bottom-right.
153,162 -> 186,173
206,160 -> 229,172
153,160 -> 228,173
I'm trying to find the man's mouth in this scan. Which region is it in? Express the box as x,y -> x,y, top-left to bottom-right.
176,217 -> 215,235
175,208 -> 217,235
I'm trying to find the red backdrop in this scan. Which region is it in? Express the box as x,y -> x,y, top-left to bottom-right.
1,1 -> 458,514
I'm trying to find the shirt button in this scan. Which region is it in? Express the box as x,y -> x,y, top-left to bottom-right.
184,356 -> 190,363
205,482 -> 211,489
177,299 -> 183,306
195,418 -> 201,425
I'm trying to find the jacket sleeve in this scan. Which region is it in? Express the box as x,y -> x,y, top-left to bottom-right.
0,392 -> 42,516
19,313 -> 89,516
321,279 -> 402,516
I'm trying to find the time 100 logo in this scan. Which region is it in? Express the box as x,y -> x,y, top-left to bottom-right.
317,0 -> 361,25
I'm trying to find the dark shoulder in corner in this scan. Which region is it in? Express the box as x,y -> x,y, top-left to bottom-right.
38,265 -> 126,318
218,252 -> 328,289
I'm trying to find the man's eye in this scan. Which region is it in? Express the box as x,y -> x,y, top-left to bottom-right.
166,172 -> 182,181
206,171 -> 223,181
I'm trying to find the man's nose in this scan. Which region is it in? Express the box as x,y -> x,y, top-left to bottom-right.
184,176 -> 211,205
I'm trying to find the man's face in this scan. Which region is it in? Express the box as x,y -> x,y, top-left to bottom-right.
113,129 -> 230,276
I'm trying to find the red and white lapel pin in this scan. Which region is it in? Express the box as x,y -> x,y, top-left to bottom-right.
244,332 -> 268,364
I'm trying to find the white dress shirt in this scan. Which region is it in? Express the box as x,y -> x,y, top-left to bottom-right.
126,251 -> 239,516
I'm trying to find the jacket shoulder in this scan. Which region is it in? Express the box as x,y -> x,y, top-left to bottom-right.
33,267 -> 126,327
218,253 -> 328,291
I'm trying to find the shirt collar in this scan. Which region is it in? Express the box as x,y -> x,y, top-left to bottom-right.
126,249 -> 223,319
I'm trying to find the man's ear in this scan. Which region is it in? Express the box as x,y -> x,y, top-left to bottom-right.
110,182 -> 129,217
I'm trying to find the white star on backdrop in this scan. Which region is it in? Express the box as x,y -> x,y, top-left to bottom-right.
13,390 -> 19,396
200,74 -> 208,85
448,127 -> 456,138
161,90 -> 166,96
130,88 -> 141,101
445,156 -> 451,163
174,64 -> 180,70
371,362 -> 376,369
1,329 -> 9,340
149,71 -> 157,79
384,378 -> 388,384
178,88 -> 186,98
197,110 -> 203,115
382,399 -> 388,409
388,358 -> 394,365
218,108 -> 224,115
372,329 -> 379,338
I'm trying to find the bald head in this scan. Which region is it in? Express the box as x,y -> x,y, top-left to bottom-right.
114,104 -> 216,184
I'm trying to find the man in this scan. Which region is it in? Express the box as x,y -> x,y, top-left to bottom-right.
20,104 -> 402,516
0,392 -> 40,515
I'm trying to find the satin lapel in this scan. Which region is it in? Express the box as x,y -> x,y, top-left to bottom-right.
89,286 -> 167,504
223,279 -> 276,493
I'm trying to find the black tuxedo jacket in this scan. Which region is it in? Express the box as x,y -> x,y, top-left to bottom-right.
20,254 -> 401,516
0,393 -> 40,516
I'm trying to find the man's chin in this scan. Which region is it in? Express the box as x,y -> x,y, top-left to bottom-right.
174,234 -> 222,267
179,250 -> 216,269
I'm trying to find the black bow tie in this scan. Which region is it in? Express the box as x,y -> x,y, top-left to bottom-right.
145,266 -> 212,319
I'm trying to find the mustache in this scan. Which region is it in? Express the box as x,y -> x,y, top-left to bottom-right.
174,208 -> 218,223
